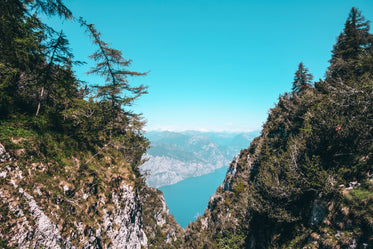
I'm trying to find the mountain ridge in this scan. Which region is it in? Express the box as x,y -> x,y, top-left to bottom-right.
140,130 -> 259,187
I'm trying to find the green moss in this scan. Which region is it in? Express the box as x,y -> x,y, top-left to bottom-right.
217,228 -> 246,249
351,188 -> 373,201
233,181 -> 245,195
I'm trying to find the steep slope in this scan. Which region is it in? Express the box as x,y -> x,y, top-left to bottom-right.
1,2 -> 372,248
140,185 -> 184,248
0,1 -> 181,248
182,8 -> 373,249
0,136 -> 181,248
0,139 -> 147,248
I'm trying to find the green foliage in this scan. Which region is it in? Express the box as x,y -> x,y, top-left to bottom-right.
234,181 -> 245,195
186,7 -> 373,249
351,187 -> 373,201
0,0 -> 149,166
79,19 -> 148,141
217,228 -> 246,249
292,62 -> 313,95
328,7 -> 373,81
0,2 -> 150,246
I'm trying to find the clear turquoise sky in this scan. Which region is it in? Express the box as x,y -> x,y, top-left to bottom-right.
47,0 -> 373,132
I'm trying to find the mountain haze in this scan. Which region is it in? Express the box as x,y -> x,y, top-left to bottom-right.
140,131 -> 259,187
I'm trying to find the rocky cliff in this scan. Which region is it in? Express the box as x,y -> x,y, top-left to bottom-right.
0,141 -> 181,249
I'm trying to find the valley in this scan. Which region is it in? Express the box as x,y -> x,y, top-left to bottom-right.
159,166 -> 228,227
140,130 -> 259,187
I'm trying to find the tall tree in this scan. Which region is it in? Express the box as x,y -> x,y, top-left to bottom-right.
35,29 -> 77,116
0,0 -> 76,117
292,62 -> 313,95
79,19 -> 148,138
328,7 -> 372,79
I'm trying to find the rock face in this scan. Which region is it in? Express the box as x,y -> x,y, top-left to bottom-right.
140,186 -> 183,248
0,143 -> 174,248
102,185 -> 148,249
184,149 -> 253,248
1,182 -> 146,248
3,190 -> 80,248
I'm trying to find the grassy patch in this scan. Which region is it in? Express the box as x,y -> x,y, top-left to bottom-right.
351,188 -> 373,201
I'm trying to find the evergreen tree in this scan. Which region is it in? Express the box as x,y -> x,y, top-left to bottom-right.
1,0 -> 149,156
328,7 -> 373,79
0,0 -> 76,118
79,19 -> 148,138
292,62 -> 313,95
30,0 -> 73,19
34,29 -> 78,117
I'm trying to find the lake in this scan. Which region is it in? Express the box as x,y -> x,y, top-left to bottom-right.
158,166 -> 228,228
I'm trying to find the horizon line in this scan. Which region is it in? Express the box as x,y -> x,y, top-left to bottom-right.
143,128 -> 262,133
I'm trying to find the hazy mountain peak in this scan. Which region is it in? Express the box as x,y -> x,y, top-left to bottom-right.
140,130 -> 259,187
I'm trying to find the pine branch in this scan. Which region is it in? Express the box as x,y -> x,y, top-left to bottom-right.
30,0 -> 73,19
79,17 -> 148,110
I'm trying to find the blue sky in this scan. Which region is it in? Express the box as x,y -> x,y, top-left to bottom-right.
47,0 -> 373,132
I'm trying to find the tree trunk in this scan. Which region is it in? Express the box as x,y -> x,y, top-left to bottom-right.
35,86 -> 44,116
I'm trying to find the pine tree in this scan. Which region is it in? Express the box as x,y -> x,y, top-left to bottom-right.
36,28 -> 83,119
0,0 -> 76,117
292,62 -> 313,95
79,19 -> 148,138
328,7 -> 373,79
0,0 -> 45,116
30,0 -> 73,19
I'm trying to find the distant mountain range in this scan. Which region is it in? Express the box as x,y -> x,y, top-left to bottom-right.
140,130 -> 260,187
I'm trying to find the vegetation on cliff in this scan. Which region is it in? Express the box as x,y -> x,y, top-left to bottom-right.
0,0 -> 149,157
1,1 -> 373,248
184,7 -> 373,249
0,0 -> 156,247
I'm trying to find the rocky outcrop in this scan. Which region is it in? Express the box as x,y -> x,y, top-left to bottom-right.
140,185 -> 183,248
184,126 -> 373,249
102,185 -> 147,249
183,148 -> 253,248
0,188 -> 74,249
0,144 -> 149,248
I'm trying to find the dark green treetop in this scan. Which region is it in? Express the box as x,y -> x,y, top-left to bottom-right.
0,0 -> 77,118
328,7 -> 373,80
0,0 -> 149,150
292,62 -> 313,95
331,7 -> 370,62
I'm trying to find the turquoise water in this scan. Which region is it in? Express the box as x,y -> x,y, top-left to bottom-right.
158,166 -> 228,228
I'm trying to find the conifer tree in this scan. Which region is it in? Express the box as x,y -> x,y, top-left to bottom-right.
328,7 -> 373,79
30,0 -> 72,19
292,62 -> 313,95
35,30 -> 76,116
0,0 -> 76,117
79,19 -> 148,138
331,7 -> 370,62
